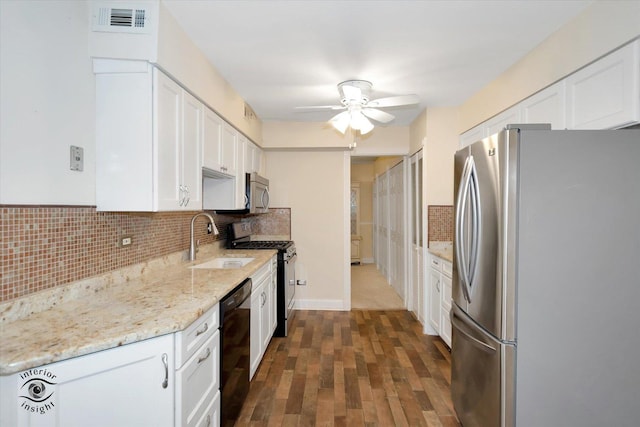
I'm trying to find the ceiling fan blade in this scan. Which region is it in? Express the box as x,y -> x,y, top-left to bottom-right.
367,94 -> 419,108
362,108 -> 395,124
294,105 -> 345,111
341,84 -> 362,102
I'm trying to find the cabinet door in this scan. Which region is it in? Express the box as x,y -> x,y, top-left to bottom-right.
486,106 -> 521,136
260,282 -> 272,353
249,287 -> 262,380
221,124 -> 238,176
566,41 -> 640,129
0,334 -> 174,427
181,91 -> 203,210
520,81 -> 566,129
428,268 -> 441,331
459,124 -> 486,148
270,257 -> 278,336
203,108 -> 224,172
154,69 -> 182,210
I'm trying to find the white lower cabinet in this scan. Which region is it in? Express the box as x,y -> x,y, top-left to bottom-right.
0,304 -> 223,427
175,304 -> 220,427
428,254 -> 453,347
0,334 -> 175,427
249,256 -> 277,380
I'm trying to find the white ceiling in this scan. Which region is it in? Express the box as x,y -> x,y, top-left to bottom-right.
163,0 -> 593,126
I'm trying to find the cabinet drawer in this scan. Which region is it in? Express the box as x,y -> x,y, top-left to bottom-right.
175,304 -> 219,368
430,256 -> 442,271
251,262 -> 271,293
442,260 -> 452,278
194,390 -> 220,427
176,330 -> 220,427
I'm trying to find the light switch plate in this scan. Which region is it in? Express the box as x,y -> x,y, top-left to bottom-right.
70,146 -> 83,171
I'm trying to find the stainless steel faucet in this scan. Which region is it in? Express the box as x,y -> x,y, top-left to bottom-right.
189,212 -> 219,261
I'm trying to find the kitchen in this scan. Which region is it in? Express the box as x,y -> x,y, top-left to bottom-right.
2,1 -> 640,426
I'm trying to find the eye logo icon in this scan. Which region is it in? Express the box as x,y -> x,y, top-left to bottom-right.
20,378 -> 55,403
18,368 -> 58,414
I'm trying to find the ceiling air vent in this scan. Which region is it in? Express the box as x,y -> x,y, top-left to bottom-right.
91,3 -> 152,34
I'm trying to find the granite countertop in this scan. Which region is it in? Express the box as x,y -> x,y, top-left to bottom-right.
0,245 -> 276,375
428,241 -> 453,262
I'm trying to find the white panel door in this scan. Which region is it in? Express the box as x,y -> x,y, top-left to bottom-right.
520,81 -> 567,129
154,70 -> 182,210
566,40 -> 640,129
203,107 -> 224,172
181,91 -> 203,210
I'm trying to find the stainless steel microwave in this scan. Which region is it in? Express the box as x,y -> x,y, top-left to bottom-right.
245,172 -> 269,214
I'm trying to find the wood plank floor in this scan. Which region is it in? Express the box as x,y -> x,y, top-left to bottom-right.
237,310 -> 460,426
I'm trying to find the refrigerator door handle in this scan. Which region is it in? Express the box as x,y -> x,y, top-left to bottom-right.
468,161 -> 481,290
455,155 -> 476,303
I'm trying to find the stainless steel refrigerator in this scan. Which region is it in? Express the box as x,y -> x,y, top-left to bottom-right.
451,125 -> 640,427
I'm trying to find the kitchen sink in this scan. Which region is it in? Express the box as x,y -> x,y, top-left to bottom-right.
190,257 -> 255,269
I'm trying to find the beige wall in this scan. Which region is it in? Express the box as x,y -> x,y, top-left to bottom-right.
262,121 -> 409,153
351,163 -> 375,262
459,1 -> 640,132
409,109 -> 428,155
264,150 -> 349,309
157,2 -> 262,143
425,107 -> 459,205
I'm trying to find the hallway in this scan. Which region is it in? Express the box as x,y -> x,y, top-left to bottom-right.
351,264 -> 404,310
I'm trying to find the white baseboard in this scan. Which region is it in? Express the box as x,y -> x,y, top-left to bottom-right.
295,299 -> 348,311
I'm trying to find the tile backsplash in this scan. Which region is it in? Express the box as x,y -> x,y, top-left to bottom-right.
428,205 -> 453,244
0,206 -> 290,302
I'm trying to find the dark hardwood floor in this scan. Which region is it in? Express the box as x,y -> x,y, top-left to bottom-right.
236,310 -> 460,426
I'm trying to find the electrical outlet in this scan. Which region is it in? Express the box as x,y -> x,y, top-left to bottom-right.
70,145 -> 83,171
120,236 -> 132,247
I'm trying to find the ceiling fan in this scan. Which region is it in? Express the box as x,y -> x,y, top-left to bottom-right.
295,80 -> 419,135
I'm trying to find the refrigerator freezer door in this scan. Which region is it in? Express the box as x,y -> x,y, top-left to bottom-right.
451,304 -> 515,427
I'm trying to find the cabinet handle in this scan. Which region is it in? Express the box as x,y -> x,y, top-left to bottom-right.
261,291 -> 266,307
195,322 -> 209,336
161,353 -> 169,389
206,415 -> 211,427
436,279 -> 440,292
197,347 -> 211,364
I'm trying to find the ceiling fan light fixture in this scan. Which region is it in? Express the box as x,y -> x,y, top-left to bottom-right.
330,111 -> 351,134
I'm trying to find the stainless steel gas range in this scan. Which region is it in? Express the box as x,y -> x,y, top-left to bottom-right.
227,222 -> 296,337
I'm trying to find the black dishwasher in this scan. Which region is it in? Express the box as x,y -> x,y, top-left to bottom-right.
219,278 -> 252,426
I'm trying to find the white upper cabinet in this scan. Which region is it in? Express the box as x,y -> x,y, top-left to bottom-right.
460,40 -> 640,143
221,123 -> 239,176
202,108 -> 225,172
95,60 -> 202,211
485,106 -> 522,136
566,40 -> 639,130
203,108 -> 238,177
520,81 -> 566,129
245,140 -> 263,174
459,124 -> 486,148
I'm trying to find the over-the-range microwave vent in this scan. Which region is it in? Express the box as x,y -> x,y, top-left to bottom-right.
91,3 -> 152,34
